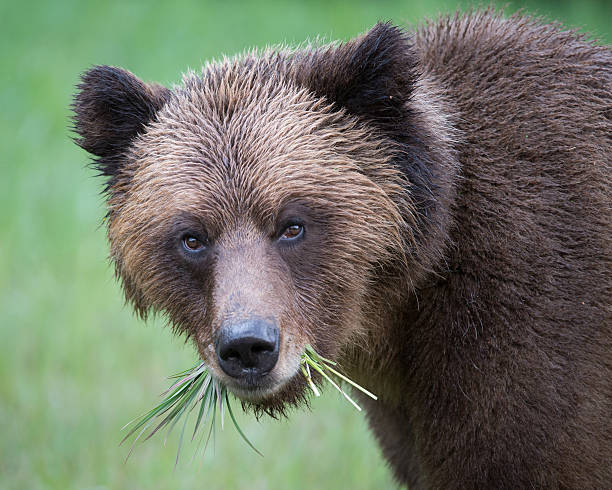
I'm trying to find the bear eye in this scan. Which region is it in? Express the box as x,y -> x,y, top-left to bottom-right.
279,224 -> 304,241
182,235 -> 206,252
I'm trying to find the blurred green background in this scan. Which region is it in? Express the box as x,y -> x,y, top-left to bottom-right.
1,1 -> 609,489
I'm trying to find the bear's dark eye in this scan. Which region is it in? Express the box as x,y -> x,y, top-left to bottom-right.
279,224 -> 304,241
182,235 -> 206,252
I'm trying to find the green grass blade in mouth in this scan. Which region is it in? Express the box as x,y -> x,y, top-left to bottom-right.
121,363 -> 260,462
301,344 -> 378,409
301,362 -> 320,397
122,346 -> 376,462
306,357 -> 362,411
321,364 -> 378,400
225,391 -> 263,457
191,375 -> 213,441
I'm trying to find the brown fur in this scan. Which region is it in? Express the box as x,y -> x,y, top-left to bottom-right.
73,9 -> 611,488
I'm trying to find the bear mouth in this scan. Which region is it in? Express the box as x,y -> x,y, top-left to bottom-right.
226,375 -> 281,398
224,372 -> 309,418
223,370 -> 298,402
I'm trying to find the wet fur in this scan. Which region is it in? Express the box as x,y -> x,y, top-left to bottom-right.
73,10 -> 611,488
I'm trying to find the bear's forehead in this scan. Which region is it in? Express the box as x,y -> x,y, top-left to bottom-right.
132,60 -> 336,173
123,57 -> 391,223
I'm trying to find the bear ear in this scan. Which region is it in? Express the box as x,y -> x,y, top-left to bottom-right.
297,22 -> 418,132
72,65 -> 170,179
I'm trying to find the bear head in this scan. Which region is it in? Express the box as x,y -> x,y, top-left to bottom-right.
73,23 -> 450,415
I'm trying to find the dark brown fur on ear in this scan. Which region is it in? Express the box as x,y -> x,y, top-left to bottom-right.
298,22 -> 419,132
72,65 -> 170,183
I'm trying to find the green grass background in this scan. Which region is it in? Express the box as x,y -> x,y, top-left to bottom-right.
1,1 -> 609,489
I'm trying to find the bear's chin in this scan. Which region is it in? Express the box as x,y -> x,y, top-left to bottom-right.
231,373 -> 312,420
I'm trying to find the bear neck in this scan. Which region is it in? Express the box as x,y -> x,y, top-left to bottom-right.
340,70 -> 462,407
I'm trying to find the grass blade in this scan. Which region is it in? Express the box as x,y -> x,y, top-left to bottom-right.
322,364 -> 378,400
306,359 -> 362,411
122,345 -> 376,463
225,391 -> 263,457
191,376 -> 213,441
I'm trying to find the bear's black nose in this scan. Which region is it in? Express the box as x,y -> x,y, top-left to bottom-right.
215,318 -> 279,379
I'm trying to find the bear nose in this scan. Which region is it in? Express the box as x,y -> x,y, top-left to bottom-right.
215,318 -> 280,379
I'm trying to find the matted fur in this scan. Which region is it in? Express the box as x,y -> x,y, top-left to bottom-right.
73,9 -> 611,488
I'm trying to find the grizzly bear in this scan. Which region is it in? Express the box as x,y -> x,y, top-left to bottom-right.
72,10 -> 611,488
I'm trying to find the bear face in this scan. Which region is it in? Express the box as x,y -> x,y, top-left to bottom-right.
73,24 -> 438,414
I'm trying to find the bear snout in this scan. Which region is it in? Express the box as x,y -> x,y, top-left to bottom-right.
215,317 -> 280,380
